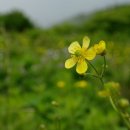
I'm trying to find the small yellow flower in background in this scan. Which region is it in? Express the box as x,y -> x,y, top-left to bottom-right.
65,36 -> 96,74
51,100 -> 59,107
57,80 -> 65,88
111,82 -> 120,90
118,98 -> 129,109
104,81 -> 121,96
105,81 -> 120,91
98,82 -> 120,98
98,90 -> 110,98
94,40 -> 106,56
75,80 -> 88,88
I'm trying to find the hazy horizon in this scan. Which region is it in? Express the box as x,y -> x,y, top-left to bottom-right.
0,0 -> 130,28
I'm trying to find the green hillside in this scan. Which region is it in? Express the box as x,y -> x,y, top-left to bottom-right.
52,4 -> 130,36
83,5 -> 130,34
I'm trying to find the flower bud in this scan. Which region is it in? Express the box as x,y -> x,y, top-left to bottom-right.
94,40 -> 106,56
118,98 -> 129,108
97,90 -> 110,98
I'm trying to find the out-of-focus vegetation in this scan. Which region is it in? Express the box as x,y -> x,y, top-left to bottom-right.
0,10 -> 34,32
0,4 -> 130,130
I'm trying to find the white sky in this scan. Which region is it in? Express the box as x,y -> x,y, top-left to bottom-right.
0,0 -> 130,27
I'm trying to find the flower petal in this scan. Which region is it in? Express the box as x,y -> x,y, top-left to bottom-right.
84,47 -> 96,60
65,57 -> 77,69
94,41 -> 106,55
99,40 -> 106,50
76,59 -> 88,74
68,41 -> 81,54
82,36 -> 90,49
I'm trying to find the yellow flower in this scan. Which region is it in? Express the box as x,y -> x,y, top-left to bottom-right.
51,100 -> 59,107
56,81 -> 65,88
75,80 -> 88,88
118,98 -> 129,108
65,36 -> 96,74
98,90 -> 110,98
94,40 -> 106,55
105,81 -> 120,91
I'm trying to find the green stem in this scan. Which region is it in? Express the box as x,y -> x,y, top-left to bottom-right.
99,77 -> 104,88
110,96 -> 130,129
85,73 -> 100,79
120,113 -> 130,129
109,96 -> 119,113
87,57 -> 130,129
101,57 -> 130,129
86,60 -> 104,88
86,60 -> 100,76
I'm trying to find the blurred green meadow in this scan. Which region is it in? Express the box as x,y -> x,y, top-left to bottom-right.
0,4 -> 130,130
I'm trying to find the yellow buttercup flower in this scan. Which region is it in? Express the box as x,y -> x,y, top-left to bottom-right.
56,80 -> 65,88
65,36 -> 96,74
94,40 -> 106,55
75,80 -> 88,88
98,90 -> 110,98
118,98 -> 129,108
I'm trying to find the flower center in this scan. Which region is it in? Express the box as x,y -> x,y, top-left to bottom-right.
75,50 -> 82,57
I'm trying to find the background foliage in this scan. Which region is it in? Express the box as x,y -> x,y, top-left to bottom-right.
0,10 -> 34,32
0,4 -> 130,130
